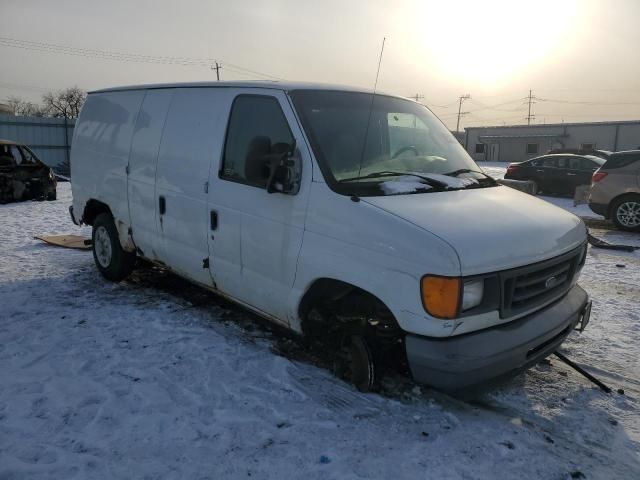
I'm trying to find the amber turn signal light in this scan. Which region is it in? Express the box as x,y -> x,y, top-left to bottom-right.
421,276 -> 462,319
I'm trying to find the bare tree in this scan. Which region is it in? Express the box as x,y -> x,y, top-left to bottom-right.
42,86 -> 86,118
5,96 -> 46,116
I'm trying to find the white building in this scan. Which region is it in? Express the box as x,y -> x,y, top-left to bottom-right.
465,120 -> 640,163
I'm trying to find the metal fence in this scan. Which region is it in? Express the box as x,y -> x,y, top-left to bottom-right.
0,114 -> 75,169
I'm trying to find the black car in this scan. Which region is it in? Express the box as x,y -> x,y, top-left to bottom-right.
504,154 -> 605,195
0,140 -> 57,203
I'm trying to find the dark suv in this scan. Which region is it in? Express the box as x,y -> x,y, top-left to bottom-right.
504,154 -> 605,195
0,140 -> 57,203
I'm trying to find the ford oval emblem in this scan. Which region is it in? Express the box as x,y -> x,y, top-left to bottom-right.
545,276 -> 558,289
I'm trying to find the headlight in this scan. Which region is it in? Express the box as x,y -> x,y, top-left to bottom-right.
421,276 -> 487,319
462,279 -> 484,311
48,169 -> 55,180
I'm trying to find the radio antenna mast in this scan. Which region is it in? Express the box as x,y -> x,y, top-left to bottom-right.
357,37 -> 386,179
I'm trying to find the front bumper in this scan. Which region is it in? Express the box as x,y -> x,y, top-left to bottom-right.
405,284 -> 590,391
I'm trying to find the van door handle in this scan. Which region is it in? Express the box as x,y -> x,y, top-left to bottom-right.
210,210 -> 218,230
536,169 -> 544,173
159,196 -> 166,215
567,173 -> 577,176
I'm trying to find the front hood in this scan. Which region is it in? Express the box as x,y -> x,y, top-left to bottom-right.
363,186 -> 586,275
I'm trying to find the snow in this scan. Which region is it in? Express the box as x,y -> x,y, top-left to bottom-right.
1,184 -> 639,479
380,177 -> 432,195
479,161 -> 604,219
380,172 -> 477,195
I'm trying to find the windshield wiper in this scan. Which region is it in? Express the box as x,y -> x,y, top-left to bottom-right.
338,171 -> 449,190
443,168 -> 498,185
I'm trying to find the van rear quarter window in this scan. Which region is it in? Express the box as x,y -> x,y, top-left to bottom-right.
75,91 -> 144,157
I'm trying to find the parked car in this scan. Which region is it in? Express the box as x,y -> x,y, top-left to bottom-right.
589,150 -> 640,231
70,82 -> 591,392
547,148 -> 612,161
0,139 -> 57,203
504,154 -> 605,195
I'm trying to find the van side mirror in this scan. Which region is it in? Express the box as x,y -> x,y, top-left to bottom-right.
266,140 -> 301,195
244,136 -> 300,194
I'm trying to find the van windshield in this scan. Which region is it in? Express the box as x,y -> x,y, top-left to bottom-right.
290,90 -> 490,195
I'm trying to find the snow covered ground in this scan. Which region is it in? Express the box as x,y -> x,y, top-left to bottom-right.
479,161 -> 602,219
1,184 -> 639,479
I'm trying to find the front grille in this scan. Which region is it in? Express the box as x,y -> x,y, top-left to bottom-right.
500,245 -> 583,318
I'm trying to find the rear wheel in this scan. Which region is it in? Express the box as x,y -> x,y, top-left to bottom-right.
92,213 -> 136,281
611,195 -> 640,232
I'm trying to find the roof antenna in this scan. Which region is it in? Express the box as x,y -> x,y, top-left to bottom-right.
357,37 -> 386,179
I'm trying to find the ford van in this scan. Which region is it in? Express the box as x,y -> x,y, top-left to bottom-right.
69,82 -> 591,391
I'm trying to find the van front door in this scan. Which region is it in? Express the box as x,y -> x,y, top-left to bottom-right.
207,90 -> 311,324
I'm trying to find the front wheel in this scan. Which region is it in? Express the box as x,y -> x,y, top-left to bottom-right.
611,195 -> 640,232
333,335 -> 376,392
92,213 -> 136,281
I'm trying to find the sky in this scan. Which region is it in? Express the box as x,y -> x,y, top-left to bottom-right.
1,0 -> 639,130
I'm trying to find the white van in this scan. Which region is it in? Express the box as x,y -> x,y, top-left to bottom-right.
70,81 -> 591,391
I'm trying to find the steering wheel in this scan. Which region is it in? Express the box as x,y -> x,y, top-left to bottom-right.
391,145 -> 420,159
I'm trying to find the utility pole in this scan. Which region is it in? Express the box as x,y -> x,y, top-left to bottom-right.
526,89 -> 536,125
456,94 -> 470,134
410,93 -> 424,103
211,62 -> 222,81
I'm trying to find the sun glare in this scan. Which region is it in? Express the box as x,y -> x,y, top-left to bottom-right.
416,0 -> 579,86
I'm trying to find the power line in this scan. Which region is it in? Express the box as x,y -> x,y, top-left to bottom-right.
467,97 -> 525,112
536,96 -> 640,106
409,93 -> 424,103
0,36 -> 285,81
0,81 -> 51,93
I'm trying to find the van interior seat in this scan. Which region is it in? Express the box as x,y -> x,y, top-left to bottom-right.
244,136 -> 272,184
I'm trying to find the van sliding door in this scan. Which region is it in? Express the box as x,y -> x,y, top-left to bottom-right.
155,88 -> 226,286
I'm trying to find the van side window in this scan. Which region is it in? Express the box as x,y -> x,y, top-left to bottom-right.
221,95 -> 294,188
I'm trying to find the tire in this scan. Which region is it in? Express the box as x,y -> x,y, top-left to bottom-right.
46,191 -> 57,201
611,195 -> 640,232
333,335 -> 376,393
92,213 -> 136,281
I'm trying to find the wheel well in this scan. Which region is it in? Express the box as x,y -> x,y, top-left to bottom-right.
608,192 -> 640,218
82,199 -> 112,226
298,278 -> 401,336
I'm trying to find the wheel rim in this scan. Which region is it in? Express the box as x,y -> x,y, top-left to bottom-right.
616,201 -> 640,227
94,226 -> 112,267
